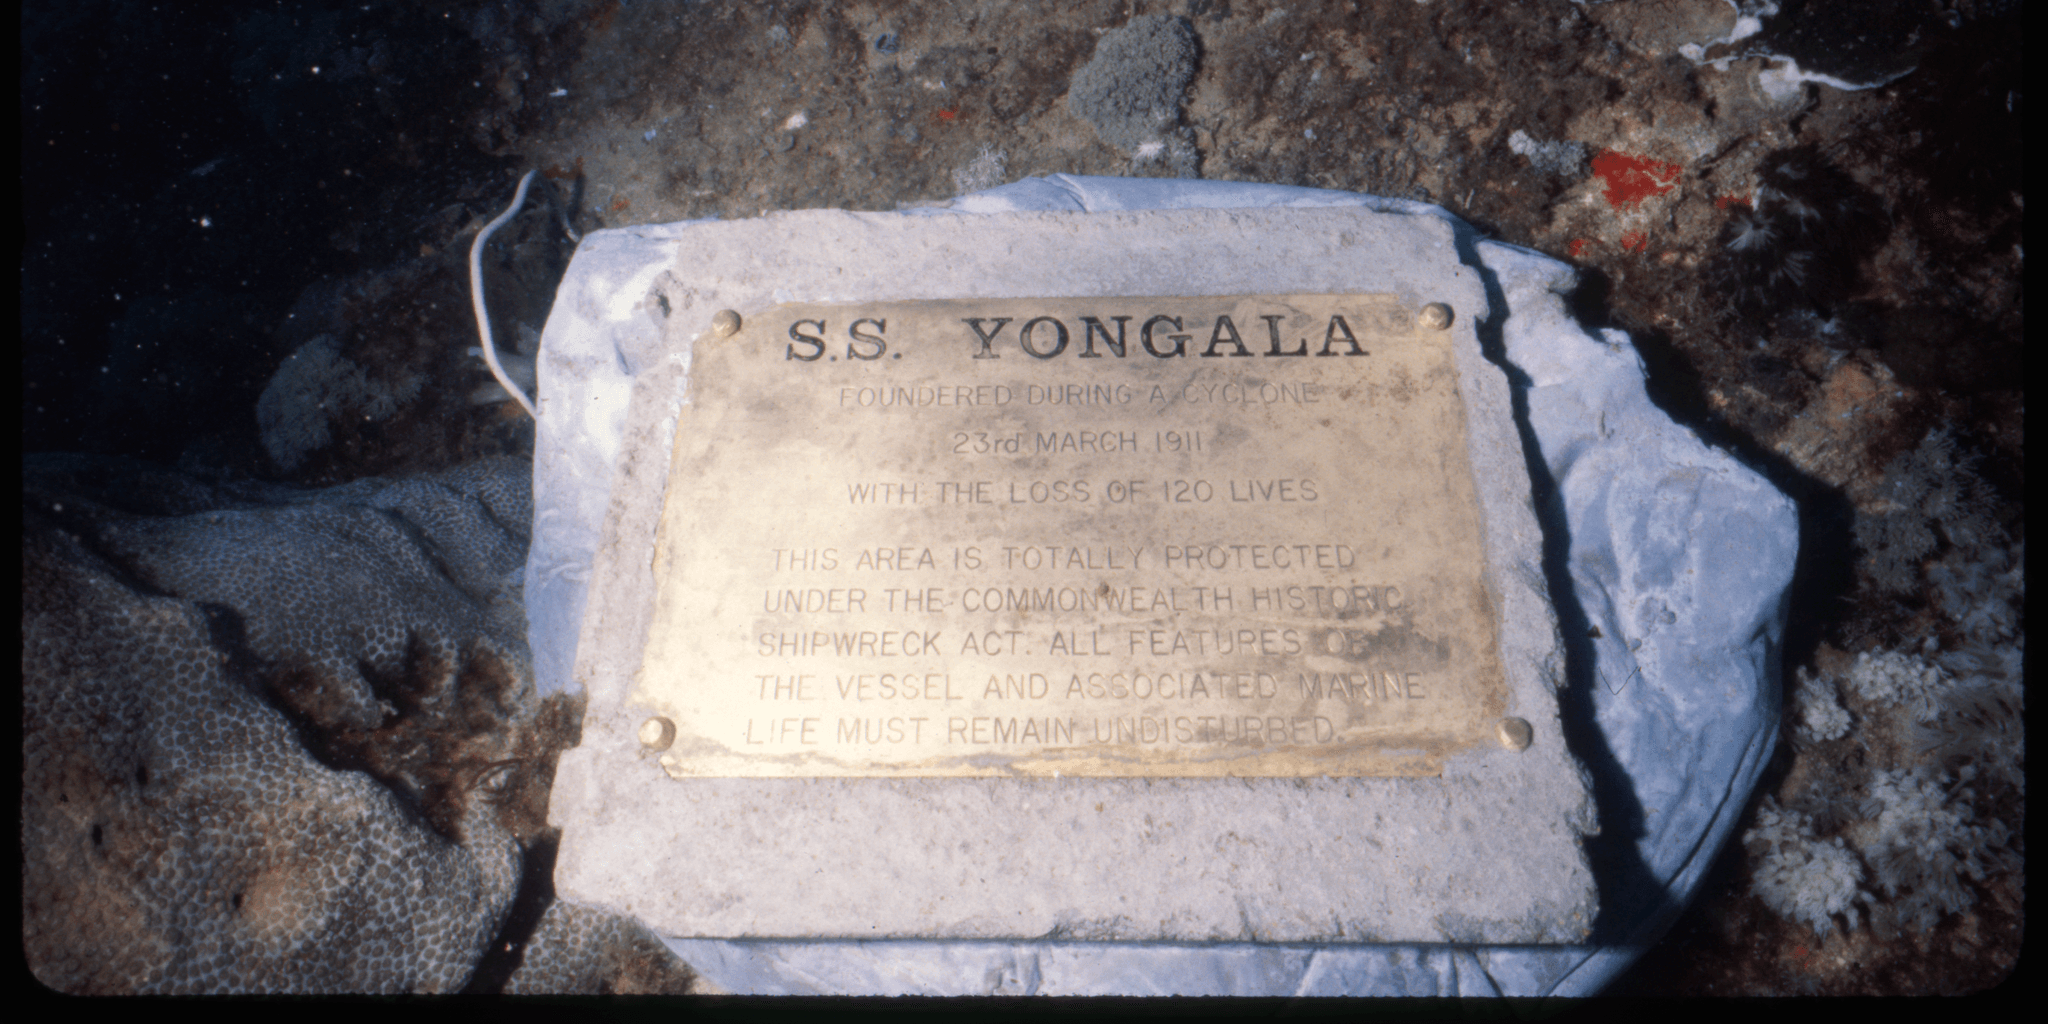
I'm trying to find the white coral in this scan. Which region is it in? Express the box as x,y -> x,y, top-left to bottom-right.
256,335 -> 422,471
1792,667 -> 1852,742
1929,542 -> 2024,644
952,144 -> 1008,196
1844,649 -> 1950,723
1851,767 -> 2010,934
1506,129 -> 1587,177
1723,209 -> 1778,253
1745,800 -> 1868,938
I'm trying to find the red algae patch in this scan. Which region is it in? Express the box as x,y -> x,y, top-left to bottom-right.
1591,149 -> 1683,208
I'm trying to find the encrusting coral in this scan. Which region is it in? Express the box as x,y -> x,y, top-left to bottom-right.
1066,13 -> 1200,177
22,454 -> 700,993
22,462 -> 522,992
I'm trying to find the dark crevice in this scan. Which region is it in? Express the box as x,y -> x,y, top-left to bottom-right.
20,505 -> 182,605
462,828 -> 560,994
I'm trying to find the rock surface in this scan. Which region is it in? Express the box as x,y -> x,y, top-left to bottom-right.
19,0 -> 2021,996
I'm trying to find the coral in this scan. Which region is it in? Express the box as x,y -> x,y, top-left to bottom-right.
23,482 -> 519,992
1852,428 -> 2003,594
504,901 -> 703,994
1708,146 -> 1881,324
952,144 -> 1009,196
1929,541 -> 2024,645
256,334 -> 424,472
21,455 -> 699,992
1744,800 -> 1869,939
1752,635 -> 2022,941
1746,756 -> 2019,940
1507,129 -> 1588,178
1843,649 -> 1952,724
1066,14 -> 1200,177
1781,637 -> 2022,942
1919,540 -> 2024,790
1850,768 -> 2013,936
1916,644 -> 2025,794
1791,666 -> 1852,743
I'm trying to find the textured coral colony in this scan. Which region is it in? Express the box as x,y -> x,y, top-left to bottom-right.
1752,428 -> 2023,943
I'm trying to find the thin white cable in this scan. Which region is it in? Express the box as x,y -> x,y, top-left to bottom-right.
469,169 -> 541,418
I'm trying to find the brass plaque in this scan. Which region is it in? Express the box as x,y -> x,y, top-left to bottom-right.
636,295 -> 1507,777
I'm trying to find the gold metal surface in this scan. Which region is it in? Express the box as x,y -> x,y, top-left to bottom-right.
636,295 -> 1507,777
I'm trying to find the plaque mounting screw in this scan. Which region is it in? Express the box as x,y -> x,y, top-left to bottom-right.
1419,303 -> 1454,330
1496,717 -> 1533,751
639,716 -> 677,752
711,309 -> 742,337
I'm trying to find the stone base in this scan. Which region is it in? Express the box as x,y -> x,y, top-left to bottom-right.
544,205 -> 1596,944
